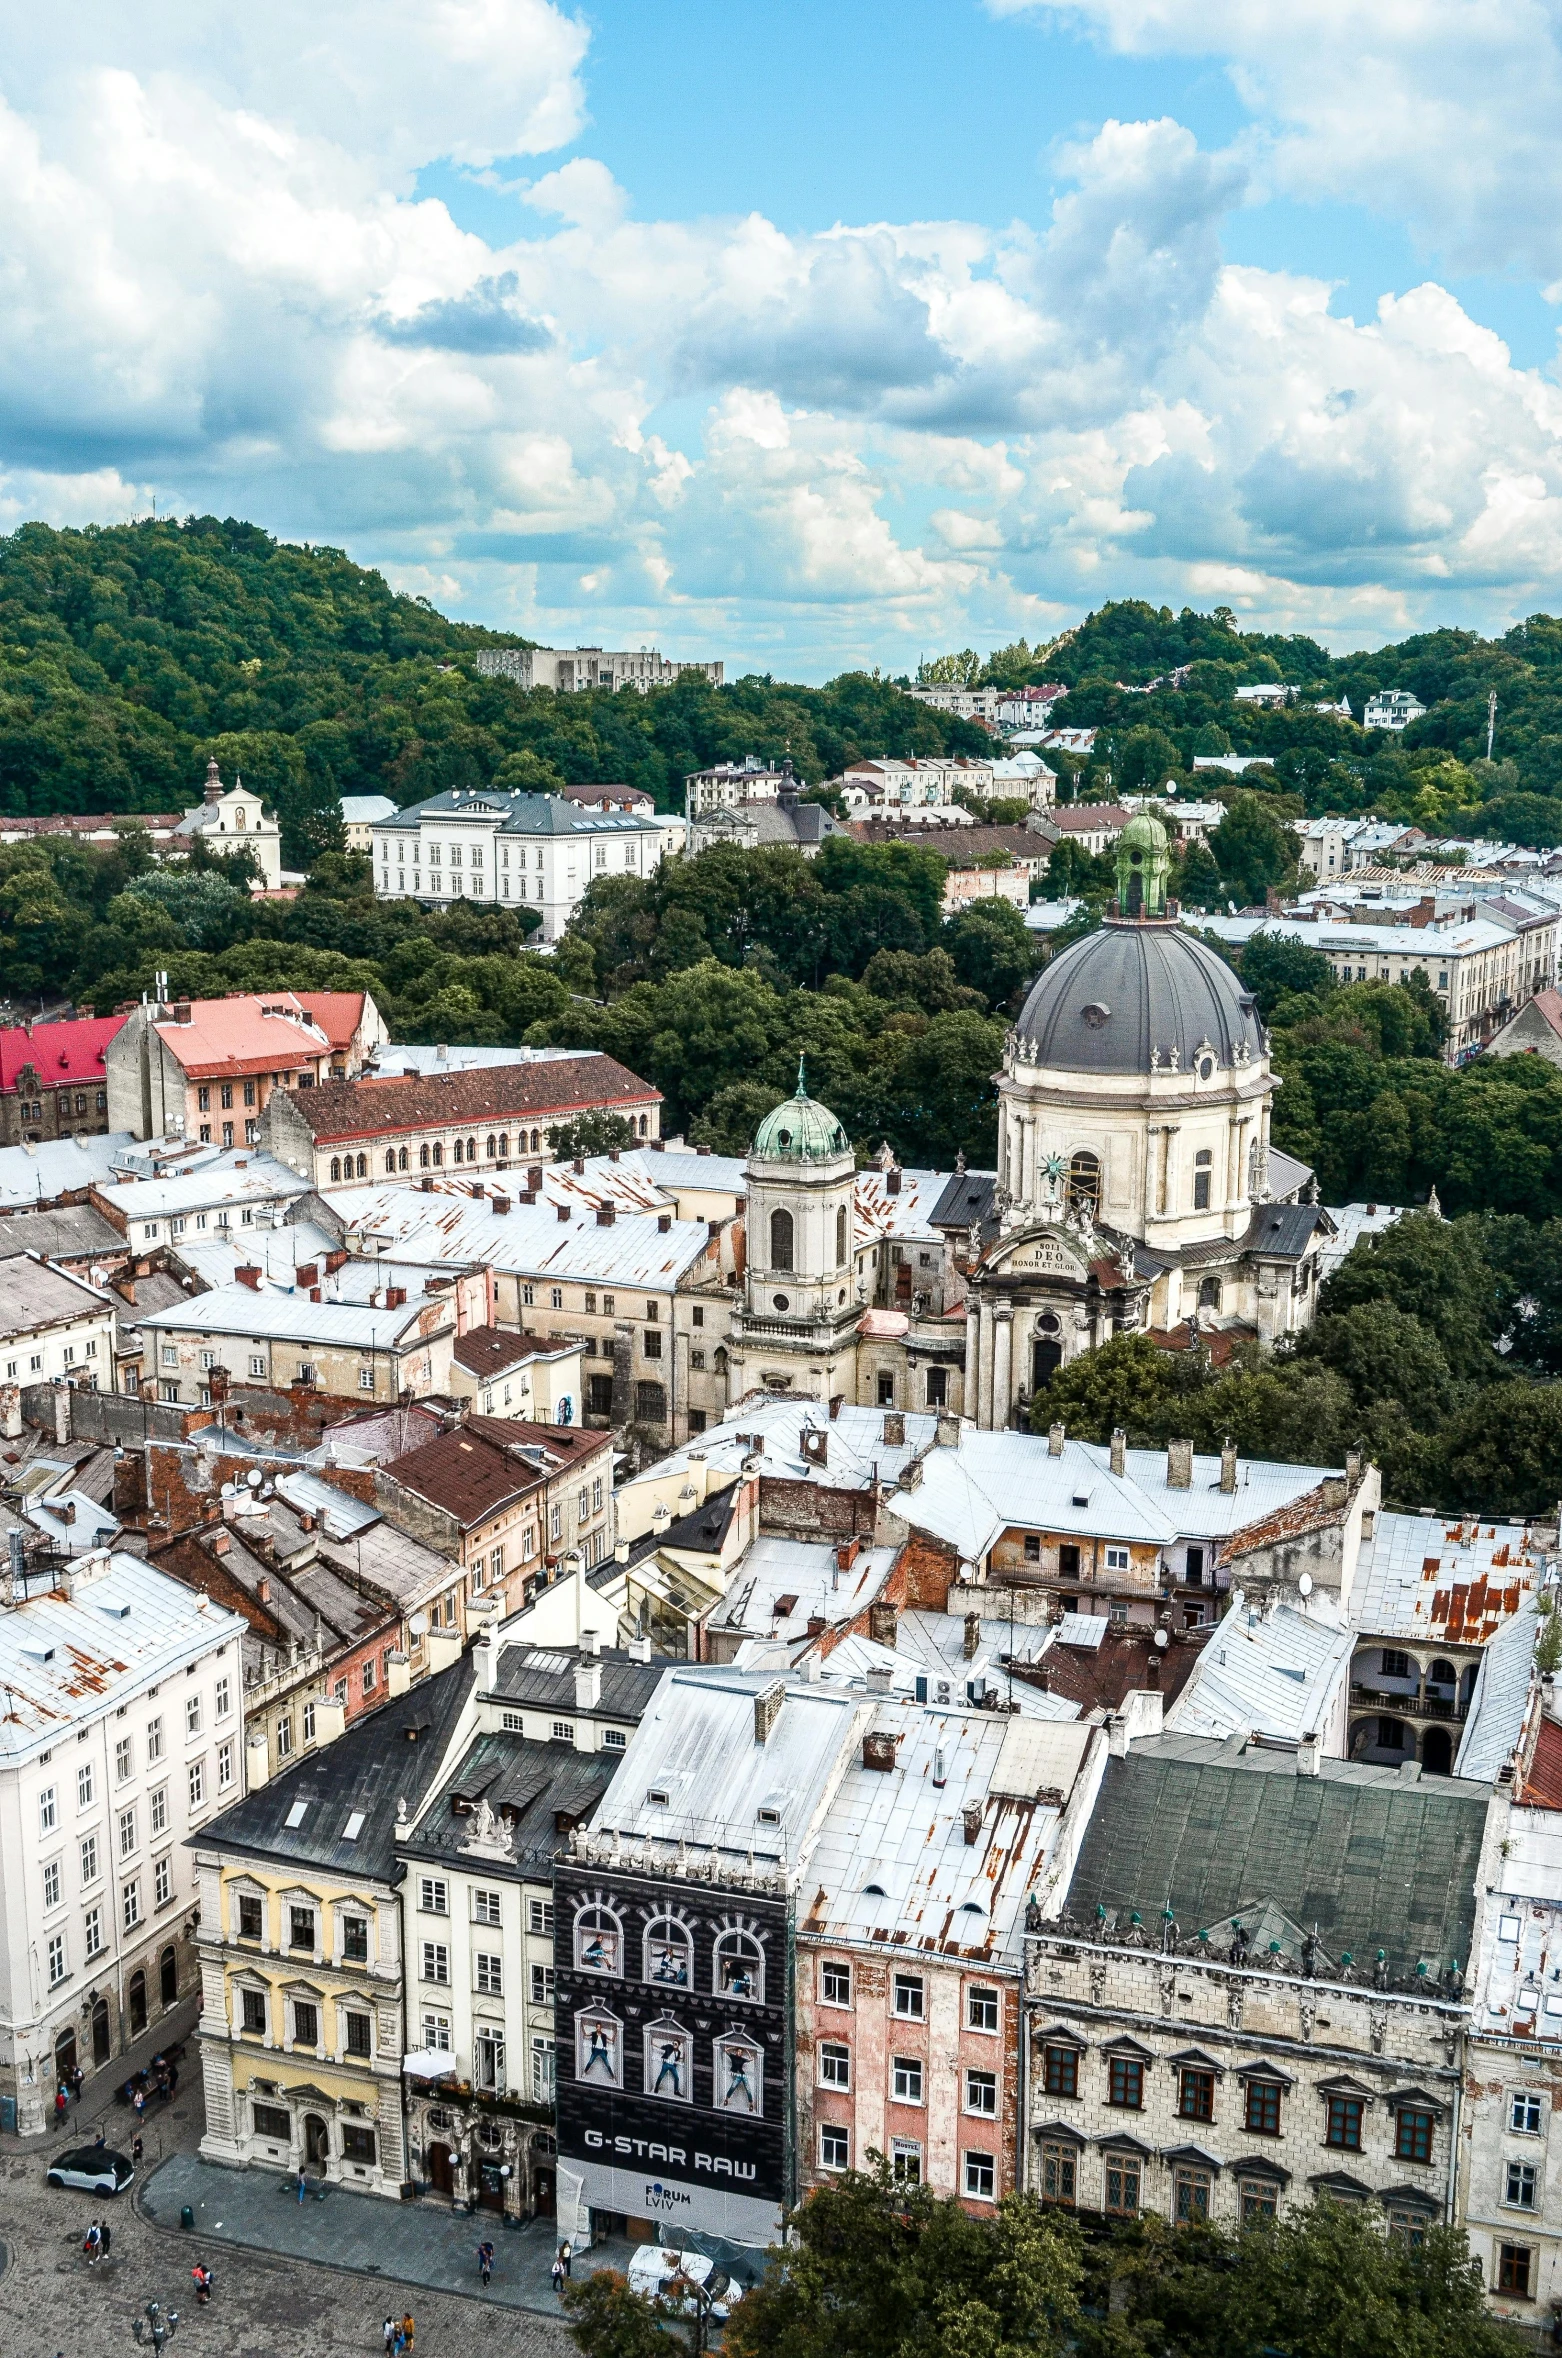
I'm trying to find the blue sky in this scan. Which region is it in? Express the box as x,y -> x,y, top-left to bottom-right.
5,0 -> 1562,677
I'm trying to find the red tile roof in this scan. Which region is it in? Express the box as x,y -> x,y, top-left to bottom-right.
0,1013 -> 128,1093
287,1056 -> 660,1144
293,992 -> 370,1051
1520,1715 -> 1562,1810
383,1425 -> 546,1528
152,994 -> 338,1079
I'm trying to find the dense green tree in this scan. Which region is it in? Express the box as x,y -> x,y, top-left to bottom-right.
1174,838 -> 1222,909
1209,791 -> 1299,905
550,1112 -> 640,1160
559,2268 -> 670,2358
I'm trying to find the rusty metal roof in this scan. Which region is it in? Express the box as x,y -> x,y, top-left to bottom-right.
1353,1510 -> 1543,1644
0,1551 -> 244,1761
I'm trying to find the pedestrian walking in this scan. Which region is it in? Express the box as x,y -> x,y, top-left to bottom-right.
550,2252 -> 565,2298
53,2087 -> 66,2127
99,2220 -> 112,2261
297,2171 -> 308,2204
401,2312 -> 415,2352
477,2239 -> 494,2287
82,2223 -> 101,2267
131,2133 -> 144,2166
93,2126 -> 106,2150
191,2264 -> 214,2305
70,2064 -> 83,2101
561,2237 -> 573,2278
383,2317 -> 397,2354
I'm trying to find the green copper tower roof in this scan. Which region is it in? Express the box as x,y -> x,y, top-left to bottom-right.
1116,808 -> 1171,919
752,1058 -> 850,1159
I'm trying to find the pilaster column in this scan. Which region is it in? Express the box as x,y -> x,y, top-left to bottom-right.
976,1301 -> 994,1429
992,1308 -> 1014,1432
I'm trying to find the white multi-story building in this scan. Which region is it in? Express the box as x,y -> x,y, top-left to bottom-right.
0,1550 -> 246,2133
475,648 -> 723,694
1364,690 -> 1428,731
0,1256 -> 117,1402
371,789 -> 667,945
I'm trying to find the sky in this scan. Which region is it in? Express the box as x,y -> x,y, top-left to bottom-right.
5,1 -> 1562,679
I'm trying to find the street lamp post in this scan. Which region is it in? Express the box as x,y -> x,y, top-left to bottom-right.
131,2299 -> 180,2353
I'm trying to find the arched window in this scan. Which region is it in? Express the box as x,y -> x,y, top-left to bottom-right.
713,1928 -> 764,2003
467,1136 -> 478,1162
452,1138 -> 463,1164
1193,1147 -> 1213,1212
574,1904 -> 622,1975
398,1147 -> 409,1172
770,1207 -> 794,1272
1197,1275 -> 1221,1311
835,1203 -> 848,1267
330,1158 -> 341,1184
532,1130 -> 542,1153
498,1134 -> 509,1159
432,1143 -> 443,1166
639,1115 -> 649,1137
644,1916 -> 693,1989
419,1145 -> 430,1169
356,1154 -> 367,1179
486,1135 -> 497,1160
1066,1151 -> 1101,1214
385,1151 -> 396,1176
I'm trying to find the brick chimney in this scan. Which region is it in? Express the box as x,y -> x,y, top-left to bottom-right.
596,1204 -> 616,1227
753,1680 -> 785,1745
1167,1438 -> 1193,1490
1110,1426 -> 1126,1477
1220,1436 -> 1238,1494
236,1265 -> 262,1290
1049,1421 -> 1066,1457
385,1286 -> 406,1309
557,1203 -> 571,1223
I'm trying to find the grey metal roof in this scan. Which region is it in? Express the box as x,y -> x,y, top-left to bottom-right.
930,1171 -> 998,1230
0,1255 -> 112,1342
1163,1600 -> 1356,1744
400,1729 -> 620,1876
1064,1736 -> 1490,1973
1014,920 -> 1264,1076
194,1653 -> 476,1880
1455,1596 -> 1541,1782
375,788 -> 663,839
0,1131 -> 138,1209
488,1641 -> 666,1723
0,1204 -> 126,1262
134,1282 -> 438,1350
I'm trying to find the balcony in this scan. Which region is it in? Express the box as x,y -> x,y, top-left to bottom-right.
1350,1683 -> 1468,1723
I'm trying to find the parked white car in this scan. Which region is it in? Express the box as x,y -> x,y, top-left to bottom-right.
626,2247 -> 747,2321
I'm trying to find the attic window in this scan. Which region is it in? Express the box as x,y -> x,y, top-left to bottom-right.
647,1787 -> 670,1807
863,1882 -> 886,1896
284,1800 -> 309,1828
1071,1494 -> 1089,1509
757,1807 -> 782,1827
342,1811 -> 365,1840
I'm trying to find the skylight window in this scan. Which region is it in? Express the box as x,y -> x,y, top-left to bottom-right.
343,1811 -> 365,1840
284,1800 -> 309,1829
647,1787 -> 670,1807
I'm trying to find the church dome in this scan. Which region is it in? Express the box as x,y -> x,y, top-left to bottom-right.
1013,922 -> 1263,1077
752,1061 -> 850,1159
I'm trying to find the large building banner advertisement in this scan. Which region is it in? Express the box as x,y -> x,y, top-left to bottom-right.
554,1863 -> 789,2245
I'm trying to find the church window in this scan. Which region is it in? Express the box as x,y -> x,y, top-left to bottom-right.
1193,1149 -> 1213,1211
836,1204 -> 848,1266
770,1208 -> 795,1272
878,1373 -> 895,1406
1198,1275 -> 1221,1311
1066,1152 -> 1101,1214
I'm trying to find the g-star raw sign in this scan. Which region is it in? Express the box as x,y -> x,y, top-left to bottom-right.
583,2129 -> 760,2182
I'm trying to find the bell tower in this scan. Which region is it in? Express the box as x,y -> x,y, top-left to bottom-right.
725,1061 -> 862,1407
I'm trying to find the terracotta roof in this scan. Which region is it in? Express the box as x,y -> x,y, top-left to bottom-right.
284,1056 -> 660,1144
1519,1715 -> 1562,1809
0,1014 -> 128,1093
1148,1321 -> 1255,1369
1049,803 -> 1130,833
383,1425 -> 546,1528
291,993 -> 369,1050
452,1326 -> 561,1378
464,1415 -> 612,1469
1013,1627 -> 1206,1716
151,994 -> 336,1078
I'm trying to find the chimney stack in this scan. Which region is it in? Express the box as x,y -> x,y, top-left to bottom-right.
1220,1436 -> 1238,1494
1298,1729 -> 1322,1778
235,1265 -> 262,1291
1049,1421 -> 1065,1457
1110,1426 -> 1127,1478
962,1612 -> 981,1660
753,1679 -> 785,1746
962,1802 -> 984,1845
1167,1438 -> 1193,1490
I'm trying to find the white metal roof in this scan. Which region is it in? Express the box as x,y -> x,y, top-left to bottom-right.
1316,1201 -> 1407,1282
133,1281 -> 440,1351
1351,1510 -> 1543,1643
706,1538 -> 900,1644
333,1183 -> 716,1288
99,1153 -> 310,1221
1455,1597 -> 1542,1782
0,1131 -> 138,1210
1164,1598 -> 1355,1744
801,1704 -> 1095,1964
0,1552 -> 245,1760
587,1667 -> 864,1870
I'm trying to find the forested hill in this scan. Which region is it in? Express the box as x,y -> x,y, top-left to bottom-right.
0,517 -> 990,862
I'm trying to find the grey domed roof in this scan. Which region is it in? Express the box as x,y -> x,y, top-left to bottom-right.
1014,922 -> 1263,1076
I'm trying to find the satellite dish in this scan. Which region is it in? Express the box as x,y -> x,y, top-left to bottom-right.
220,1483 -> 235,1499
246,1469 -> 263,1489
1298,1573 -> 1313,1597
1154,1628 -> 1169,1651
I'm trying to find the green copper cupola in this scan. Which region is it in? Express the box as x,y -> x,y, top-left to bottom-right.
1116,809 -> 1171,919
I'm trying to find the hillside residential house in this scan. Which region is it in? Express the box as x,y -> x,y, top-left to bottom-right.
263,1057 -> 662,1186
375,1416 -> 616,1606
0,1015 -> 127,1147
106,991 -> 386,1143
171,762 -> 284,887
370,788 -> 667,943
475,647 -> 723,694
0,1551 -> 246,2134
192,1653 -> 477,2194
1364,691 -> 1428,732
339,795 -> 397,851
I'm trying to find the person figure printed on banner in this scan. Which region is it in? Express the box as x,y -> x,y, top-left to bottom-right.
550,2251 -> 565,2298
477,2238 -> 494,2287
653,2042 -> 682,2097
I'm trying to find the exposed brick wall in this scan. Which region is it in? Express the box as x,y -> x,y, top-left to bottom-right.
760,1477 -> 875,1539
885,1532 -> 961,1613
